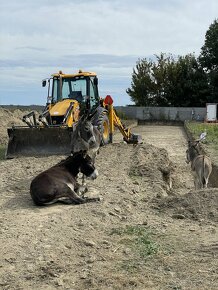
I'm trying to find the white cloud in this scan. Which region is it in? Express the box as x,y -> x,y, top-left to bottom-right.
0,0 -> 218,105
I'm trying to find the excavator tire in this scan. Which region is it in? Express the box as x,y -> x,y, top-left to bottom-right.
96,113 -> 110,145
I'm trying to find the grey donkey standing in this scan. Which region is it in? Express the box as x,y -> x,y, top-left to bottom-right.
71,110 -> 101,161
186,140 -> 212,189
70,110 -> 101,187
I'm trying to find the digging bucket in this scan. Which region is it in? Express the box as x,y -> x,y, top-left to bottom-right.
125,133 -> 143,144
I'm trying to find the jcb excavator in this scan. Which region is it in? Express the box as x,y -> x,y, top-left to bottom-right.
6,70 -> 142,158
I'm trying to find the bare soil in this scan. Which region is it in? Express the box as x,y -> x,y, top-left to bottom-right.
0,108 -> 39,146
0,111 -> 218,290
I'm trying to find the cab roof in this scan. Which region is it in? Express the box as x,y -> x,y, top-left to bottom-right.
52,70 -> 97,78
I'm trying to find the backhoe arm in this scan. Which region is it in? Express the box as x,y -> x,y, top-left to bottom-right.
110,106 -> 132,142
104,95 -> 142,144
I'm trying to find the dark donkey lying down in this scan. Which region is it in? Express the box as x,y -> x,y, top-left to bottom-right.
30,152 -> 99,206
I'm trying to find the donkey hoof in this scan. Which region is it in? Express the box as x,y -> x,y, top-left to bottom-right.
78,186 -> 88,196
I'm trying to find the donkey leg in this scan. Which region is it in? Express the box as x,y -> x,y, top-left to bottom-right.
68,190 -> 86,204
76,185 -> 88,198
204,177 -> 208,188
198,179 -> 203,189
83,196 -> 101,203
82,174 -> 87,186
58,184 -> 86,204
194,177 -> 198,190
75,184 -> 100,203
62,183 -> 100,204
65,190 -> 100,204
194,178 -> 201,190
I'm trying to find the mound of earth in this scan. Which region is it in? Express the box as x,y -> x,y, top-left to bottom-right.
152,188 -> 218,222
129,144 -> 184,198
0,107 -> 40,146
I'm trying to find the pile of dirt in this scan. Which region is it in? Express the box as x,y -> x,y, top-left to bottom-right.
129,144 -> 183,198
152,188 -> 218,222
0,107 -> 39,146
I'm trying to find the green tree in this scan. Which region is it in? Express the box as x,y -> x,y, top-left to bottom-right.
151,53 -> 172,106
127,53 -> 209,107
126,58 -> 155,106
199,19 -> 218,101
171,54 -> 209,106
127,54 -> 174,106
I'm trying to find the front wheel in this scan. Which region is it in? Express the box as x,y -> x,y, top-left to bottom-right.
96,113 -> 110,145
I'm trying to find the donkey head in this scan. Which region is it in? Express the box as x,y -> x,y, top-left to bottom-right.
71,109 -> 98,153
79,113 -> 97,146
186,140 -> 200,164
79,153 -> 99,180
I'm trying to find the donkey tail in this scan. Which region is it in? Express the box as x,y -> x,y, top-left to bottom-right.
202,155 -> 212,187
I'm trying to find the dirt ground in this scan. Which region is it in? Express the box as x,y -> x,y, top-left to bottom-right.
0,111 -> 218,289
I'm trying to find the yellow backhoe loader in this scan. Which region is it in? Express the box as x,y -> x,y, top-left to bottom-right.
6,70 -> 142,158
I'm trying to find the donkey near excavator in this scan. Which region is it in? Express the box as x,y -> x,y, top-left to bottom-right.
70,109 -> 101,161
30,152 -> 99,205
186,140 -> 212,190
30,110 -> 102,206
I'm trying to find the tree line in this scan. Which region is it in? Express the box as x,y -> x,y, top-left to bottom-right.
127,19 -> 218,107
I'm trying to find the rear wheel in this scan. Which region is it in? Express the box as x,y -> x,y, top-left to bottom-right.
97,113 -> 110,145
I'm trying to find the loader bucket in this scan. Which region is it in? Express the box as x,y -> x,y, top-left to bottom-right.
6,127 -> 72,159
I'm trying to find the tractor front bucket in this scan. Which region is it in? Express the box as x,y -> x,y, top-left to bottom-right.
6,126 -> 72,159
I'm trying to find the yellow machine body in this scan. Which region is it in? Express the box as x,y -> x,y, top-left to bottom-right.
6,70 -> 141,158
49,99 -> 80,127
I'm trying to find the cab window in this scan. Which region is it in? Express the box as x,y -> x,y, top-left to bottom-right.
89,77 -> 99,108
63,78 -> 87,102
52,78 -> 61,102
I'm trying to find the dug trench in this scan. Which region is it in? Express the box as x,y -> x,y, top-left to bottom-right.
0,125 -> 218,290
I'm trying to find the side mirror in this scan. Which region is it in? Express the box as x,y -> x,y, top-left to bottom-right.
42,80 -> 47,87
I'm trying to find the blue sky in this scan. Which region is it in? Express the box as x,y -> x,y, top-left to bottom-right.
0,0 -> 218,106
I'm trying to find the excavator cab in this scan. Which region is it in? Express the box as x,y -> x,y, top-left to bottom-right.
42,71 -> 100,126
